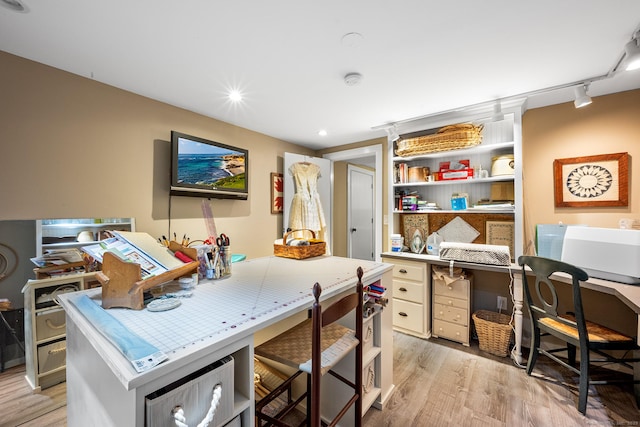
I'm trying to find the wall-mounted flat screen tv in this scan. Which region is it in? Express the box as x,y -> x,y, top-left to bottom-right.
170,131 -> 248,200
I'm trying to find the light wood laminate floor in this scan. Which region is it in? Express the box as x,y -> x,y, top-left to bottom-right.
1,332 -> 638,426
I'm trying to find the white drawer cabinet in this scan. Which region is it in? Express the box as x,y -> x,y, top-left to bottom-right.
383,257 -> 429,338
432,270 -> 472,346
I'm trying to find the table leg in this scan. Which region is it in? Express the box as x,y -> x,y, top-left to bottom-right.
511,272 -> 524,365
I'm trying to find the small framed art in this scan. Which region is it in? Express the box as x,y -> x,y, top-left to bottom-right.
553,152 -> 629,208
271,173 -> 283,213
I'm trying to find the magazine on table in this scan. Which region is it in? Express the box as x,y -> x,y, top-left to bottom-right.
81,231 -> 183,280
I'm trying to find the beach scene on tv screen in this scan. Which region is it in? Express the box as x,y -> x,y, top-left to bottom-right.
177,137 -> 246,190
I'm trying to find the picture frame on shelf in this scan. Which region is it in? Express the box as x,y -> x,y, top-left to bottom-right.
553,152 -> 628,208
271,173 -> 283,214
486,221 -> 515,260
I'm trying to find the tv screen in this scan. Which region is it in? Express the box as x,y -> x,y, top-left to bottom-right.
170,131 -> 248,199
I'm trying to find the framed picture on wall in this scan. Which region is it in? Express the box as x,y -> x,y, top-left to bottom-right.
553,152 -> 629,207
271,173 -> 283,213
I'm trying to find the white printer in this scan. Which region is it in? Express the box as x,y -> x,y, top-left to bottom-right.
561,226 -> 640,284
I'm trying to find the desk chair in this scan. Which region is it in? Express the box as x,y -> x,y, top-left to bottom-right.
254,267 -> 364,427
518,255 -> 640,414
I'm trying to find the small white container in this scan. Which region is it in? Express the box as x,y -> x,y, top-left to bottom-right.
178,277 -> 195,290
491,155 -> 515,176
390,234 -> 403,252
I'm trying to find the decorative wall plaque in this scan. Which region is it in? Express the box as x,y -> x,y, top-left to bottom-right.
553,152 -> 628,208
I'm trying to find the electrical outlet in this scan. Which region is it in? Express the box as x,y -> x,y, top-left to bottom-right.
497,296 -> 508,311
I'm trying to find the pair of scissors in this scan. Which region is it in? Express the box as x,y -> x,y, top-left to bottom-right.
216,233 -> 230,247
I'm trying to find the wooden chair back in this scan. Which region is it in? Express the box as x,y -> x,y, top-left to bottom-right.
310,266 -> 364,427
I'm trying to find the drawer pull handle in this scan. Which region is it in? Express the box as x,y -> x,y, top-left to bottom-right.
439,311 -> 443,315
448,300 -> 453,305
399,269 -> 408,274
48,346 -> 66,355
45,319 -> 66,330
364,325 -> 374,343
399,312 -> 408,317
447,286 -> 452,290
399,287 -> 407,292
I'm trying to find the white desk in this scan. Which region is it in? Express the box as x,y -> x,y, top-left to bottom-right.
58,256 -> 394,427
382,251 -> 640,404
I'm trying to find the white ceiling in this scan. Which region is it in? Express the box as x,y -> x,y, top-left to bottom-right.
1,1 -> 639,150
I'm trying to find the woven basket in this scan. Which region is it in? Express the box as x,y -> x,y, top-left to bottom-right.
472,310 -> 513,357
274,229 -> 326,260
395,123 -> 483,157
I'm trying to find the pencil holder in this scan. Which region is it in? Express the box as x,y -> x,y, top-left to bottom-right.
216,246 -> 232,279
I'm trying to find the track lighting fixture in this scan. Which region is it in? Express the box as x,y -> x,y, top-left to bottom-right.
623,37 -> 640,71
386,125 -> 400,142
574,84 -> 592,108
492,100 -> 504,122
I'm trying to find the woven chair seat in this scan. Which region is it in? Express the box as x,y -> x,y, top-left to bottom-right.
255,318 -> 358,376
539,314 -> 635,343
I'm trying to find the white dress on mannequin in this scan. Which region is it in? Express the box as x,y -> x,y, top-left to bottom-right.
288,162 -> 327,241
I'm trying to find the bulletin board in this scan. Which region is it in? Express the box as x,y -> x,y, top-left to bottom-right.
400,212 -> 514,246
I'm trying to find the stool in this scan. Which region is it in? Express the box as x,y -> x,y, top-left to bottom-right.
254,267 -> 364,427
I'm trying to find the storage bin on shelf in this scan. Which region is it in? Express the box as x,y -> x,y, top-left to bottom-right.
273,229 -> 326,259
472,310 -> 513,357
395,123 -> 483,157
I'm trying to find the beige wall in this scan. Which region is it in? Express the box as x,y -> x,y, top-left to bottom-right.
522,89 -> 640,251
0,51 -> 314,259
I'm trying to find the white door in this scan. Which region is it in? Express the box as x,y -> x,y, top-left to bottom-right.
348,165 -> 374,261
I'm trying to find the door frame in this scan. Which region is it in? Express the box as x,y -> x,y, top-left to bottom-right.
323,145 -> 383,262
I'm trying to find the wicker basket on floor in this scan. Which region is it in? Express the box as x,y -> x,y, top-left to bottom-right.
472,310 -> 513,357
395,123 -> 483,157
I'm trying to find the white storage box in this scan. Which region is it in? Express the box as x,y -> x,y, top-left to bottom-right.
561,226 -> 640,284
146,356 -> 234,427
362,315 -> 375,356
35,308 -> 66,341
37,340 -> 66,373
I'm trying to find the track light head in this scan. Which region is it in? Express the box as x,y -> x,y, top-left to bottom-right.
386,125 -> 400,142
574,84 -> 592,108
492,101 -> 505,122
624,38 -> 640,71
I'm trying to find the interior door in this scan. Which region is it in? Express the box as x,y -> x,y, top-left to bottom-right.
283,152 -> 332,252
348,165 -> 374,261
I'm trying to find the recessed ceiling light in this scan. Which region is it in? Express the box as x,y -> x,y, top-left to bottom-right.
341,32 -> 363,48
228,90 -> 242,102
318,130 -> 328,137
0,0 -> 28,12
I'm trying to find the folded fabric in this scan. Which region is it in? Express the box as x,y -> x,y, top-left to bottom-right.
74,295 -> 168,373
432,265 -> 466,285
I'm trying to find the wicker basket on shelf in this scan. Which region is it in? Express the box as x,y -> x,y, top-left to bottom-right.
472,310 -> 513,357
274,229 -> 326,259
395,123 -> 483,157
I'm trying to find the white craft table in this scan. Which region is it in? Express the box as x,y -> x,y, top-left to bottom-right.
58,255 -> 393,427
